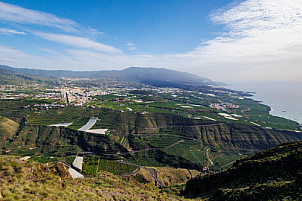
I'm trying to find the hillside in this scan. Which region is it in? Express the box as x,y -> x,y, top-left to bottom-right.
0,156 -> 188,200
184,141 -> 302,200
0,65 -> 222,87
0,117 -> 19,147
1,112 -> 301,171
1,64 -> 301,185
0,67 -> 59,85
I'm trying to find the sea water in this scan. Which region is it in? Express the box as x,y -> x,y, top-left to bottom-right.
226,82 -> 302,124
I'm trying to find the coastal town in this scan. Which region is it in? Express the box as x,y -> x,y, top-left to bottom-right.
1,78 -> 301,132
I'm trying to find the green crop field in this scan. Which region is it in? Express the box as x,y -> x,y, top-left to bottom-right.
67,117 -> 90,130
146,134 -> 183,148
165,141 -> 206,163
82,157 -> 137,176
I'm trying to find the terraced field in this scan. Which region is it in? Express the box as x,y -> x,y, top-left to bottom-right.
147,134 -> 183,148
82,157 -> 137,176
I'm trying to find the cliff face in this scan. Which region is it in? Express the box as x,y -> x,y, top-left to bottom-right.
113,112 -> 208,134
1,114 -> 301,160
179,124 -> 301,152
115,112 -> 301,153
0,122 -> 125,156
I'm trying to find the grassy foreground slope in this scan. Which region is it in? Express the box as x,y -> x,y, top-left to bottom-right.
184,141 -> 302,200
0,156 -> 192,200
0,117 -> 20,148
0,116 -> 19,137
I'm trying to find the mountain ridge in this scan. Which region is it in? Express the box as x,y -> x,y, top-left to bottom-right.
0,64 -> 223,86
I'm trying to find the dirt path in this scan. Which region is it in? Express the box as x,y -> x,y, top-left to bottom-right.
135,123 -> 227,134
221,160 -> 236,168
165,139 -> 184,149
206,149 -> 214,166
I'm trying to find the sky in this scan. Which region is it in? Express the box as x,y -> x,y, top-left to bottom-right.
0,0 -> 301,83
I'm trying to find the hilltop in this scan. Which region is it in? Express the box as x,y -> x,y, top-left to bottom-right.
184,141 -> 302,200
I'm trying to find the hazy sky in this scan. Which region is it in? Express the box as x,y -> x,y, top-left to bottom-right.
0,0 -> 301,83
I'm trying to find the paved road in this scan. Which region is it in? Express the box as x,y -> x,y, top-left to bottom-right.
116,160 -> 141,177
116,160 -> 163,187
187,169 -> 194,179
146,167 -> 163,187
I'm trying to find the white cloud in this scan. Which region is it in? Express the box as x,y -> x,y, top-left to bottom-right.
34,32 -> 122,53
129,46 -> 136,51
0,1 -> 80,33
126,42 -> 135,47
0,27 -> 26,35
175,0 -> 302,82
1,0 -> 302,83
126,42 -> 137,51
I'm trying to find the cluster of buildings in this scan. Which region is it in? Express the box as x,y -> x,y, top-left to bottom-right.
59,87 -> 103,106
210,101 -> 239,111
0,84 -> 40,99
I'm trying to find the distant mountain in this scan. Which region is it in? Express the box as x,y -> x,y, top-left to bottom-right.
0,66 -> 59,85
0,65 -> 223,87
184,141 -> 302,200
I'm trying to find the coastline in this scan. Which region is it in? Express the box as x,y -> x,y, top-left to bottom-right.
226,82 -> 302,124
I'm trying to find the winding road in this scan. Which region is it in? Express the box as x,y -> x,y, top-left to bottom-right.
116,160 -> 164,187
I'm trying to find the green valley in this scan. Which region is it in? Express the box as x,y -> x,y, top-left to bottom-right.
0,66 -> 301,200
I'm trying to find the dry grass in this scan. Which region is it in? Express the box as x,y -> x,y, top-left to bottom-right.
153,167 -> 198,186
0,117 -> 19,137
135,168 -> 156,185
0,156 -> 194,200
134,166 -> 199,187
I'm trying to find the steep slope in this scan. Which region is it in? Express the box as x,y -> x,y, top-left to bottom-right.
0,117 -> 19,147
0,125 -> 127,156
184,141 -> 302,200
173,123 -> 302,152
1,111 -> 301,171
0,156 -> 185,200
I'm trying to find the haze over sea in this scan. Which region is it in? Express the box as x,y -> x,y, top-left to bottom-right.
227,82 -> 302,124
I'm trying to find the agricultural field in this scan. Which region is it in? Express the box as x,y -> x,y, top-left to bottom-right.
1,77 -> 301,176
82,157 -> 137,176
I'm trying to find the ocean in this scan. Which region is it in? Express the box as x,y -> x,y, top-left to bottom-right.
226,82 -> 302,124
